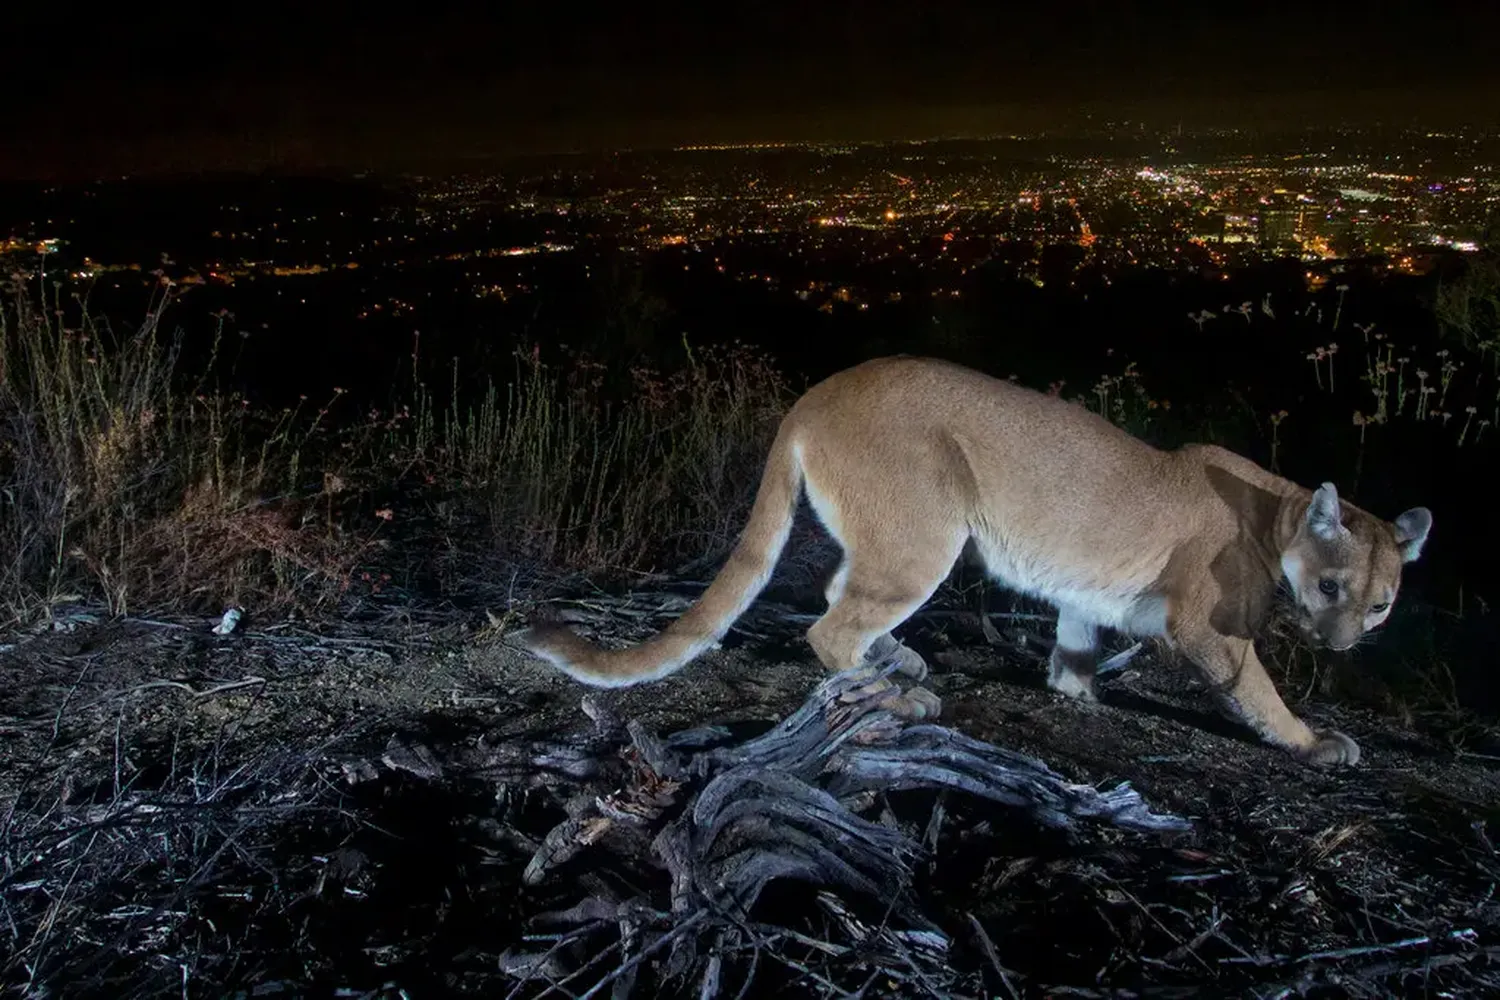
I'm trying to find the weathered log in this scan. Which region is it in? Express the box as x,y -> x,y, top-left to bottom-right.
494,657 -> 1188,996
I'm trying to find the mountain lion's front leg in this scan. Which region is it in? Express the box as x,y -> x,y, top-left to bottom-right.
1047,605 -> 1100,703
1177,628 -> 1359,766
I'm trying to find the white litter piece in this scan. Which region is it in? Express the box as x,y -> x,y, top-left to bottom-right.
211,607 -> 243,635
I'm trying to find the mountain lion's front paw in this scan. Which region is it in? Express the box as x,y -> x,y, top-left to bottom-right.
1298,729 -> 1361,767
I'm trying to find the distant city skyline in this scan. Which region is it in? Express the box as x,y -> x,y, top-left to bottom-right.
6,132 -> 1490,287
4,4 -> 1499,179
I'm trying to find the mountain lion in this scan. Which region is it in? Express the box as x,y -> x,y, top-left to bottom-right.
520,356 -> 1432,766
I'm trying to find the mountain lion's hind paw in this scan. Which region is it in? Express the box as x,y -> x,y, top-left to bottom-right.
864,634 -> 929,682
889,685 -> 942,721
890,644 -> 929,682
839,672 -> 895,704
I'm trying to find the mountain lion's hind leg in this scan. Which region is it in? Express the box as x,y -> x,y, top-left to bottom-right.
807,528 -> 964,720
826,561 -> 926,681
1048,606 -> 1100,703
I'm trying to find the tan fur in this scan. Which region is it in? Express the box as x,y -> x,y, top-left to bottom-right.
520,356 -> 1433,766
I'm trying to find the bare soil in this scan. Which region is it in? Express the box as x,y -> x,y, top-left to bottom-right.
2,590 -> 1498,997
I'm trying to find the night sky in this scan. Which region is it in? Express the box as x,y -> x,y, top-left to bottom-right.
3,3 -> 1498,178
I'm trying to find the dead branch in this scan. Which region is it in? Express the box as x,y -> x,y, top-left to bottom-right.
371,657 -> 1189,997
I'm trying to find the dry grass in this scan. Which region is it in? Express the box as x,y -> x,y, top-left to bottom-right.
0,274 -> 383,619
409,339 -> 789,571
0,273 -> 791,622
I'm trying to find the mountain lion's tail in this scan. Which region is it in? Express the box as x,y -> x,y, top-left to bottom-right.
517,429 -> 804,687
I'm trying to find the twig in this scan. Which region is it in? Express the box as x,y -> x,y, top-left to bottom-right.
1161,909 -> 1226,965
576,911 -> 709,1000
1293,928 -> 1476,964
1220,927 -> 1478,966
119,616 -> 189,630
1104,878 -> 1212,973
762,948 -> 858,998
62,676 -> 268,717
503,918 -> 609,1000
966,912 -> 1021,1000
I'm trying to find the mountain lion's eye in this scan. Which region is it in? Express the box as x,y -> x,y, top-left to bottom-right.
1318,579 -> 1339,597
1370,602 -> 1389,614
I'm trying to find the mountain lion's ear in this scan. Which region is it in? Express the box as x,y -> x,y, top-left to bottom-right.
1306,482 -> 1349,542
1392,507 -> 1432,563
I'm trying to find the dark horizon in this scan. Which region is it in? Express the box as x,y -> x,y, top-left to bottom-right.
4,4 -> 1499,180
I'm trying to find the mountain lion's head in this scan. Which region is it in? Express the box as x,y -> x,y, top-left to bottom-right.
1280,482 -> 1432,651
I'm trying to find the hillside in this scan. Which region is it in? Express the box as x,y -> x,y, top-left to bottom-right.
3,586 -> 1497,997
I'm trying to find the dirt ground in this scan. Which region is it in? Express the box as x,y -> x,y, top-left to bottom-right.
2,593 -> 1498,997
